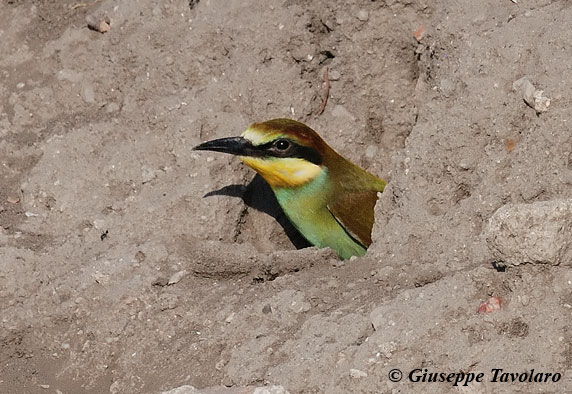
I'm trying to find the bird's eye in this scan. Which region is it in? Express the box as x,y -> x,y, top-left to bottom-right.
274,139 -> 291,151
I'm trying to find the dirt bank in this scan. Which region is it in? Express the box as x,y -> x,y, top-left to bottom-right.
1,0 -> 571,393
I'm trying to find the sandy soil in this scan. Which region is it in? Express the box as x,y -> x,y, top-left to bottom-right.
1,0 -> 572,393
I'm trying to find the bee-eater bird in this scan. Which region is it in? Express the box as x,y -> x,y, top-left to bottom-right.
193,118 -> 386,260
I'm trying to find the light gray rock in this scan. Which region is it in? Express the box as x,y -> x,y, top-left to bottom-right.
168,270 -> 187,285
57,69 -> 83,83
356,10 -> 369,22
349,368 -> 368,378
328,69 -> 341,81
439,78 -> 456,97
331,105 -> 355,121
365,145 -> 378,159
106,102 -> 121,113
81,83 -> 95,103
485,199 -> 572,266
512,76 -> 535,99
512,76 -> 551,113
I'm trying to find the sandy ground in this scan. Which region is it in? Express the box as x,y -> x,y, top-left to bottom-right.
1,0 -> 572,393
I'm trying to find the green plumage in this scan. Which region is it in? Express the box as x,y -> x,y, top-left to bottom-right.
273,154 -> 385,260
194,118 -> 386,260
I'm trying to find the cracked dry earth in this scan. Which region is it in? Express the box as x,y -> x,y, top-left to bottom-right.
2,0 -> 572,393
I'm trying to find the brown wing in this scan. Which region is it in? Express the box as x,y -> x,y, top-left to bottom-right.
327,190 -> 379,248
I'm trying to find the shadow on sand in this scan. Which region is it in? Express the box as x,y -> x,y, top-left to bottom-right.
203,174 -> 312,250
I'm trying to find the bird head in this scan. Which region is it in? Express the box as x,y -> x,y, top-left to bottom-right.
194,119 -> 331,188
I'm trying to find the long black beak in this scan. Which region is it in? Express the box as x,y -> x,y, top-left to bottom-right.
193,137 -> 251,156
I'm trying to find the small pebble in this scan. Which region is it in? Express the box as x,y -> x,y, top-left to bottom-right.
477,296 -> 502,314
93,219 -> 105,230
322,19 -> 335,31
123,296 -> 137,305
357,10 -> 369,22
7,196 -> 20,204
86,14 -> 111,33
152,277 -> 169,287
167,270 -> 187,285
289,300 -> 311,313
331,105 -> 356,121
215,359 -> 227,370
81,84 -> 95,103
350,368 -> 368,378
158,293 -> 179,310
329,70 -> 341,81
262,304 -> 272,314
106,102 -> 121,113
141,165 -> 157,183
57,69 -> 83,83
439,78 -> 456,97
459,160 -> 471,170
365,145 -> 378,159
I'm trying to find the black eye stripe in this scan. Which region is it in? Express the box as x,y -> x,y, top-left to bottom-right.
248,139 -> 323,165
293,145 -> 323,165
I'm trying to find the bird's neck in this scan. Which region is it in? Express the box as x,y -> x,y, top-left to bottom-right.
240,156 -> 323,189
272,168 -> 331,210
